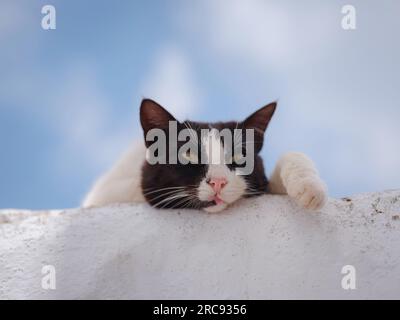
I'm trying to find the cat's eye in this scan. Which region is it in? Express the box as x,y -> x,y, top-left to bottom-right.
231,153 -> 244,164
181,150 -> 198,163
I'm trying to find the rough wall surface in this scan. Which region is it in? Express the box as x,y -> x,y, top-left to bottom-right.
1,190 -> 400,299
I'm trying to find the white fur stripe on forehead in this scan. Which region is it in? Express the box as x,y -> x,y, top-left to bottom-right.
201,129 -> 232,180
201,128 -> 224,165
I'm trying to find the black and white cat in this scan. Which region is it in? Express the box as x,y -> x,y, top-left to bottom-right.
83,99 -> 327,212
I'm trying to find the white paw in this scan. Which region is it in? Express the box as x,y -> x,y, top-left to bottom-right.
287,177 -> 327,210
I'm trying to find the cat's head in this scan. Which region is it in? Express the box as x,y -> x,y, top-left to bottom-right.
140,99 -> 276,212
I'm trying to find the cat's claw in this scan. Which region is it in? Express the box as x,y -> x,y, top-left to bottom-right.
287,177 -> 327,211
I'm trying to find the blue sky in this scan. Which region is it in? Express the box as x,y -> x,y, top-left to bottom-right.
1,0 -> 399,209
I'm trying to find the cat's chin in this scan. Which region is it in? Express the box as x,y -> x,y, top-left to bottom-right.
203,202 -> 228,213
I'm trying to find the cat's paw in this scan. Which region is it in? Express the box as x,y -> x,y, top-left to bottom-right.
287,176 -> 327,210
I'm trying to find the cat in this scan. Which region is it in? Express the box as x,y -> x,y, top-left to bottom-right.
82,99 -> 327,212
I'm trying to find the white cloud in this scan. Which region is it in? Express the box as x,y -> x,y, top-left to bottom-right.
140,46 -> 202,120
202,0 -> 293,69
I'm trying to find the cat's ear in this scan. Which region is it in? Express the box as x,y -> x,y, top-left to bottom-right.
242,102 -> 277,152
140,99 -> 177,135
242,102 -> 276,134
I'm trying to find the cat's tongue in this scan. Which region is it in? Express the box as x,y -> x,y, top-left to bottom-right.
213,195 -> 225,205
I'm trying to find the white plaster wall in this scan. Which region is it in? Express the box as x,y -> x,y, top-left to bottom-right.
1,190 -> 400,299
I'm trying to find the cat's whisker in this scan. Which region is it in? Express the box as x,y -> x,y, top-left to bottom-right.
163,193 -> 196,209
154,192 -> 189,209
186,122 -> 198,143
164,194 -> 199,209
142,185 -> 198,192
183,121 -> 198,144
181,198 -> 196,209
143,186 -> 195,196
173,197 -> 189,209
143,187 -> 186,195
146,189 -> 190,202
172,195 -> 197,209
144,189 -> 187,197
143,186 -> 185,194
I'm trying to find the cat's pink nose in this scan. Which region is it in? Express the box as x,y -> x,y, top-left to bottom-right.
207,177 -> 227,193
